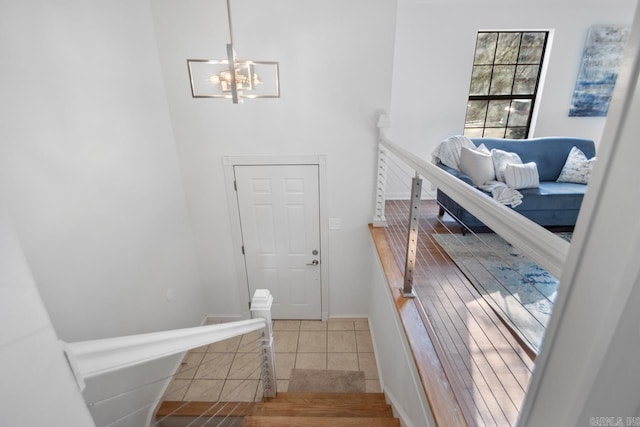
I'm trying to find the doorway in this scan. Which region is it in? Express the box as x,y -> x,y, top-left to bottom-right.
224,155 -> 328,320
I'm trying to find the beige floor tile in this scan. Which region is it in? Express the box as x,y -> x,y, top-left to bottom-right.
220,379 -> 259,402
184,379 -> 224,401
354,318 -> 370,331
328,320 -> 355,331
273,320 -> 301,331
164,379 -> 191,400
358,353 -> 379,379
237,331 -> 260,353
276,379 -> 289,392
175,352 -> 204,379
190,345 -> 209,353
366,379 -> 382,393
274,353 -> 296,379
297,331 -> 327,352
195,353 -> 235,379
327,352 -> 359,371
328,331 -> 357,352
227,352 -> 261,379
273,330 -> 299,352
165,318 -> 381,406
295,352 -> 327,369
300,320 -> 327,331
208,335 -> 242,353
355,331 -> 374,352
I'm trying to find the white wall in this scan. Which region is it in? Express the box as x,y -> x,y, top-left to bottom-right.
0,2 -> 208,425
150,0 -> 398,317
368,238 -> 435,427
387,0 -> 637,197
0,207 -> 94,427
0,0 -> 206,341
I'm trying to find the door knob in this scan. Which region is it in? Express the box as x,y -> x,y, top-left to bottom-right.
306,260 -> 319,266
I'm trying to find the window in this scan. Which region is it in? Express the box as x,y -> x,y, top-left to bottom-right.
464,31 -> 548,139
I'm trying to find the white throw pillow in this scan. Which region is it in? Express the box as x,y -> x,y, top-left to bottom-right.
477,143 -> 490,154
557,146 -> 596,184
491,149 -> 523,183
459,146 -> 495,186
504,162 -> 539,189
431,135 -> 475,169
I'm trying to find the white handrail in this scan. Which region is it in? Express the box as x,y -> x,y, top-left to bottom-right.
378,132 -> 570,279
62,289 -> 276,396
63,318 -> 267,383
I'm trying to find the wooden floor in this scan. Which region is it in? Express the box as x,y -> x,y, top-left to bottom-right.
381,200 -> 535,427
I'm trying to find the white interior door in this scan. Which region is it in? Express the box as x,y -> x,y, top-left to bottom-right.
234,165 -> 321,319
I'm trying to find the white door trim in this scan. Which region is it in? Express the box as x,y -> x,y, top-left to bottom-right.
222,154 -> 329,321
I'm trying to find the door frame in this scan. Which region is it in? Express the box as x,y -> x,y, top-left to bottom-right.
222,154 -> 329,321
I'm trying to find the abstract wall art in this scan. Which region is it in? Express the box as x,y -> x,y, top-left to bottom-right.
569,25 -> 629,117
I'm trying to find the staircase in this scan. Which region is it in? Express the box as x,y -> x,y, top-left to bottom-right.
244,392 -> 400,427
156,392 -> 400,426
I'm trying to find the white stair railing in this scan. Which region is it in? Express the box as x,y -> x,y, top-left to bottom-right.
374,113 -> 570,288
62,289 -> 276,398
250,289 -> 276,398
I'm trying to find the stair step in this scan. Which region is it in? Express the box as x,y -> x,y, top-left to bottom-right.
253,392 -> 394,418
243,415 -> 401,427
156,401 -> 256,417
265,392 -> 389,406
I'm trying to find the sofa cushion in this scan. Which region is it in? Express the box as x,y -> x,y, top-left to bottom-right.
459,146 -> 495,186
514,182 -> 587,211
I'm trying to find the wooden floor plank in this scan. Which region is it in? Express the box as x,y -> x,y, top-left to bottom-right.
369,225 -> 468,427
378,200 -> 536,427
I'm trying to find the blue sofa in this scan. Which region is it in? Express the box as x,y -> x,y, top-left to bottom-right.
436,137 -> 596,230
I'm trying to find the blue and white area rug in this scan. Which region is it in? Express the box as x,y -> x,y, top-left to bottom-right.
432,233 -> 569,353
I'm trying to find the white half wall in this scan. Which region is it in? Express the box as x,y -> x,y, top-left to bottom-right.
368,237 -> 435,427
151,0 -> 398,317
0,0 -> 206,341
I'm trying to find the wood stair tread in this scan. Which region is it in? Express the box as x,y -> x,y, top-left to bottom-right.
243,415 -> 401,427
253,392 -> 394,418
265,392 -> 389,405
156,401 -> 256,417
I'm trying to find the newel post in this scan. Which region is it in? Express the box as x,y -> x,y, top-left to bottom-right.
373,113 -> 391,227
250,289 -> 276,398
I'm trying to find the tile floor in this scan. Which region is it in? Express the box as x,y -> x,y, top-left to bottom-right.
163,318 -> 380,402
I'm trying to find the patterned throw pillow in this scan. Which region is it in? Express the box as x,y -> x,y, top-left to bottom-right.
491,149 -> 523,183
557,146 -> 596,184
504,162 -> 540,189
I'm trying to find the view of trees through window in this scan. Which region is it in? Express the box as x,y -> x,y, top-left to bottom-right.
464,31 -> 548,139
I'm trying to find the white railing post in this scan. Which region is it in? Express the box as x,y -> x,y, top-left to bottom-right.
250,289 -> 276,398
373,113 -> 391,227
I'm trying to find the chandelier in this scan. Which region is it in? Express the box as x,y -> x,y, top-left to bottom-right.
187,0 -> 280,103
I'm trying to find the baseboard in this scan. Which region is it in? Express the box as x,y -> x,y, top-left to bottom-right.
327,314 -> 369,319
